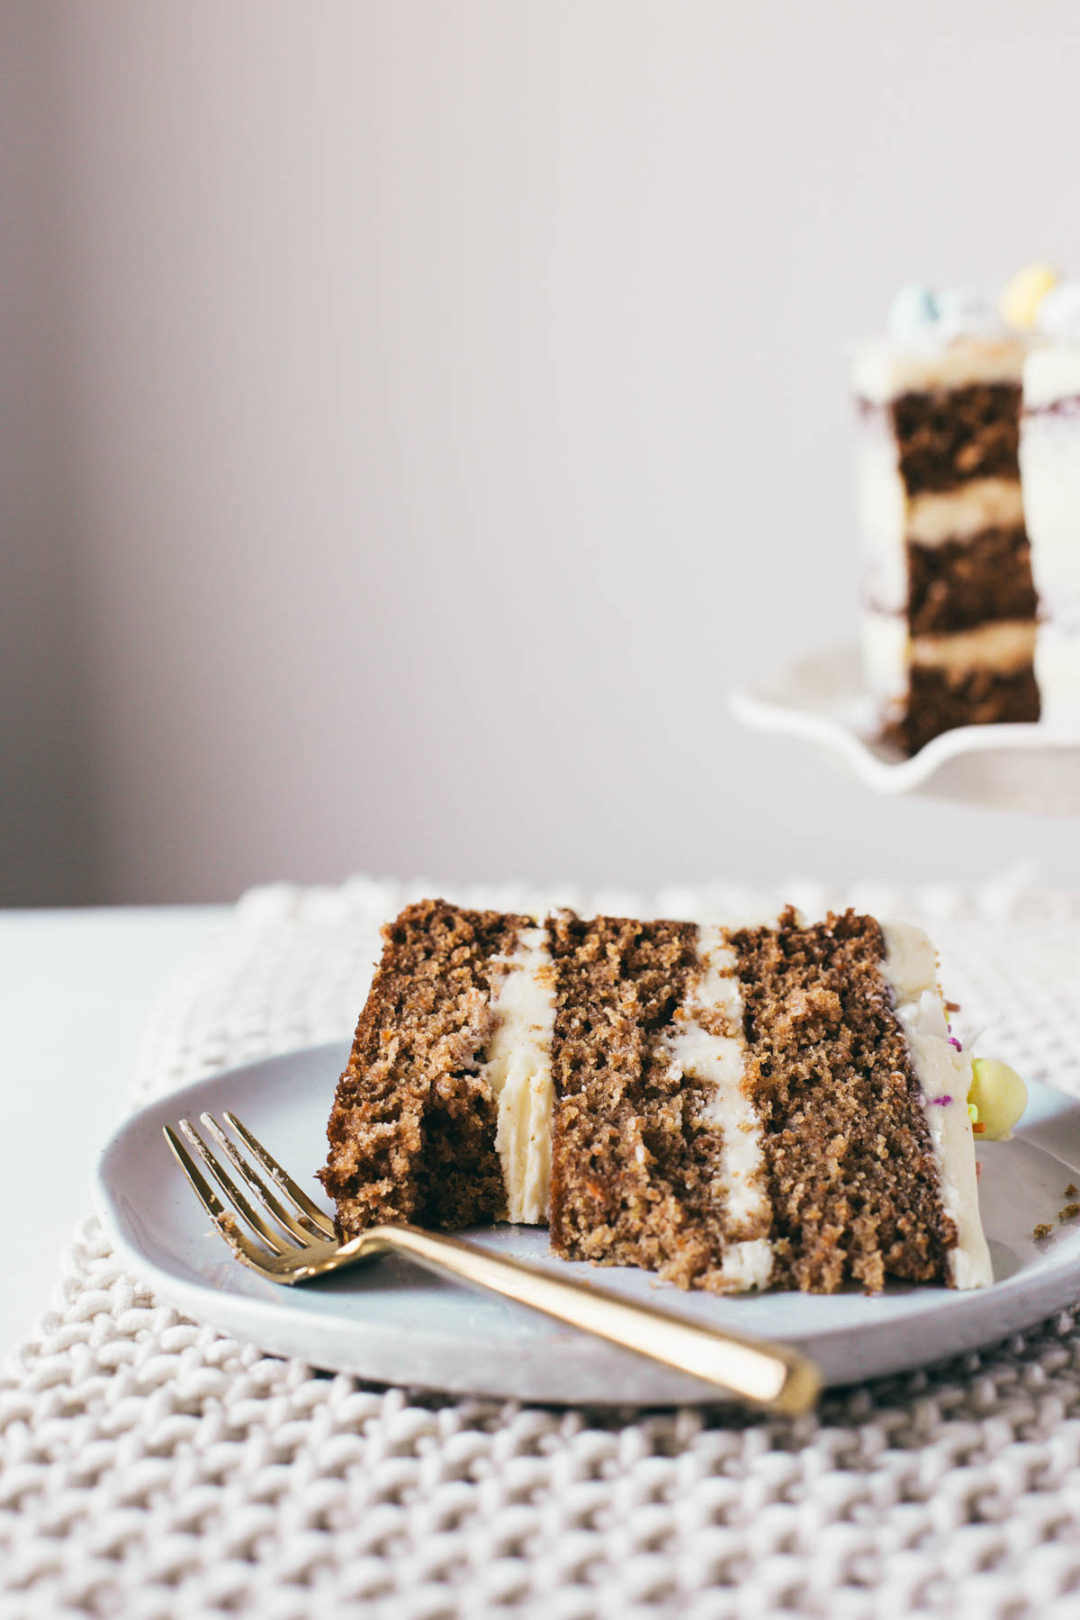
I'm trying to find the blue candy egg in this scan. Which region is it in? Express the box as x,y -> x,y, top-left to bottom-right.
887,284 -> 938,338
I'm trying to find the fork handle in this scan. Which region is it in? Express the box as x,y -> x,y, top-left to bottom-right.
346,1224 -> 819,1414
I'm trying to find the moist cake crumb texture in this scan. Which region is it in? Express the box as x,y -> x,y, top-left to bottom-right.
321,899 -> 529,1233
730,907 -> 955,1293
883,665 -> 1041,756
323,900 -> 988,1295
889,384 -> 1023,492
545,910 -> 737,1290
906,528 -> 1037,635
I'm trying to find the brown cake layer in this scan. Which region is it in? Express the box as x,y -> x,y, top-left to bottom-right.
907,527 -> 1037,634
729,909 -> 955,1293
889,384 -> 1021,494
885,664 -> 1040,756
546,911 -> 740,1289
321,899 -> 528,1234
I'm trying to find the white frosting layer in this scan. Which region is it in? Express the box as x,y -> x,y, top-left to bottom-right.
881,922 -> 992,1290
854,427 -> 907,613
482,926 -> 557,1224
906,480 -> 1025,546
663,924 -> 772,1290
852,334 -> 1026,405
861,610 -> 909,704
1035,624 -> 1080,729
1018,383 -> 1080,726
910,620 -> 1036,675
1019,414 -> 1080,623
1034,280 -> 1080,341
1024,343 -> 1080,410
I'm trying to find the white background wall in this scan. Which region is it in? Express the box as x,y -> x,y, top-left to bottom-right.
5,0 -> 1080,905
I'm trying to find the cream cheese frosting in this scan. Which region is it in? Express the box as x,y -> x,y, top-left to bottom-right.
482,926 -> 557,1224
852,333 -> 1026,405
909,620 -> 1037,675
860,610 -> 910,704
881,922 -> 992,1290
663,924 -> 773,1291
1018,320 -> 1080,730
1034,625 -> 1080,730
1023,342 -> 1080,411
903,480 -> 1025,547
1019,402 -> 1080,729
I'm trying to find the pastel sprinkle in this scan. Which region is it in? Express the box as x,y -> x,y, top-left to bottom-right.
930,1094 -> 953,1107
949,1036 -> 963,1052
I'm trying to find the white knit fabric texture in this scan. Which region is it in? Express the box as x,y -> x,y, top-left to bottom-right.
4,874 -> 1080,1620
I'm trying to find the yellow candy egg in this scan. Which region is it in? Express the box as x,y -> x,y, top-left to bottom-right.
1000,263 -> 1060,330
968,1057 -> 1028,1141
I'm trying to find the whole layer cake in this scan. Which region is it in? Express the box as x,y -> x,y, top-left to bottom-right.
321,899 -> 991,1295
852,287 -> 1038,756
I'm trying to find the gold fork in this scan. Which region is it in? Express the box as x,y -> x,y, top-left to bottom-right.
164,1111 -> 821,1415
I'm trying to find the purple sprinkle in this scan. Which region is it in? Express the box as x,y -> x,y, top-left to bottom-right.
930,1094 -> 953,1106
949,1036 -> 963,1052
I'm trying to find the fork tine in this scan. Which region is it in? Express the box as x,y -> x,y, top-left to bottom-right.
163,1126 -> 281,1271
199,1112 -> 322,1245
177,1118 -> 293,1255
222,1111 -> 337,1238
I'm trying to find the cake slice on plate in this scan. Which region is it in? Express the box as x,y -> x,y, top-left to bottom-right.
321,900 -> 992,1294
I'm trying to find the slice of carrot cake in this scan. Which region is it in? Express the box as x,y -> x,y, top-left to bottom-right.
321,899 -> 991,1294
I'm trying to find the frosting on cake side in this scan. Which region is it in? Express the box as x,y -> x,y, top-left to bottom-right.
881,922 -> 992,1291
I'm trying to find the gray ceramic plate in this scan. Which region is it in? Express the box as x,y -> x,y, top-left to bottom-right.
92,1041 -> 1080,1405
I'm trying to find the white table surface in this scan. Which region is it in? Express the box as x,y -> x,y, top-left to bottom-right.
0,904 -> 230,1358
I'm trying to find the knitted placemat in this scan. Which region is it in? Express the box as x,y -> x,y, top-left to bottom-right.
4,875 -> 1080,1620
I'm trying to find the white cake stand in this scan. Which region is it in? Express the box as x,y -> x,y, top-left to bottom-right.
730,644 -> 1080,814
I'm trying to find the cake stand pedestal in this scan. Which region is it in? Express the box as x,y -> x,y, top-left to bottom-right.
730,643 -> 1080,814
